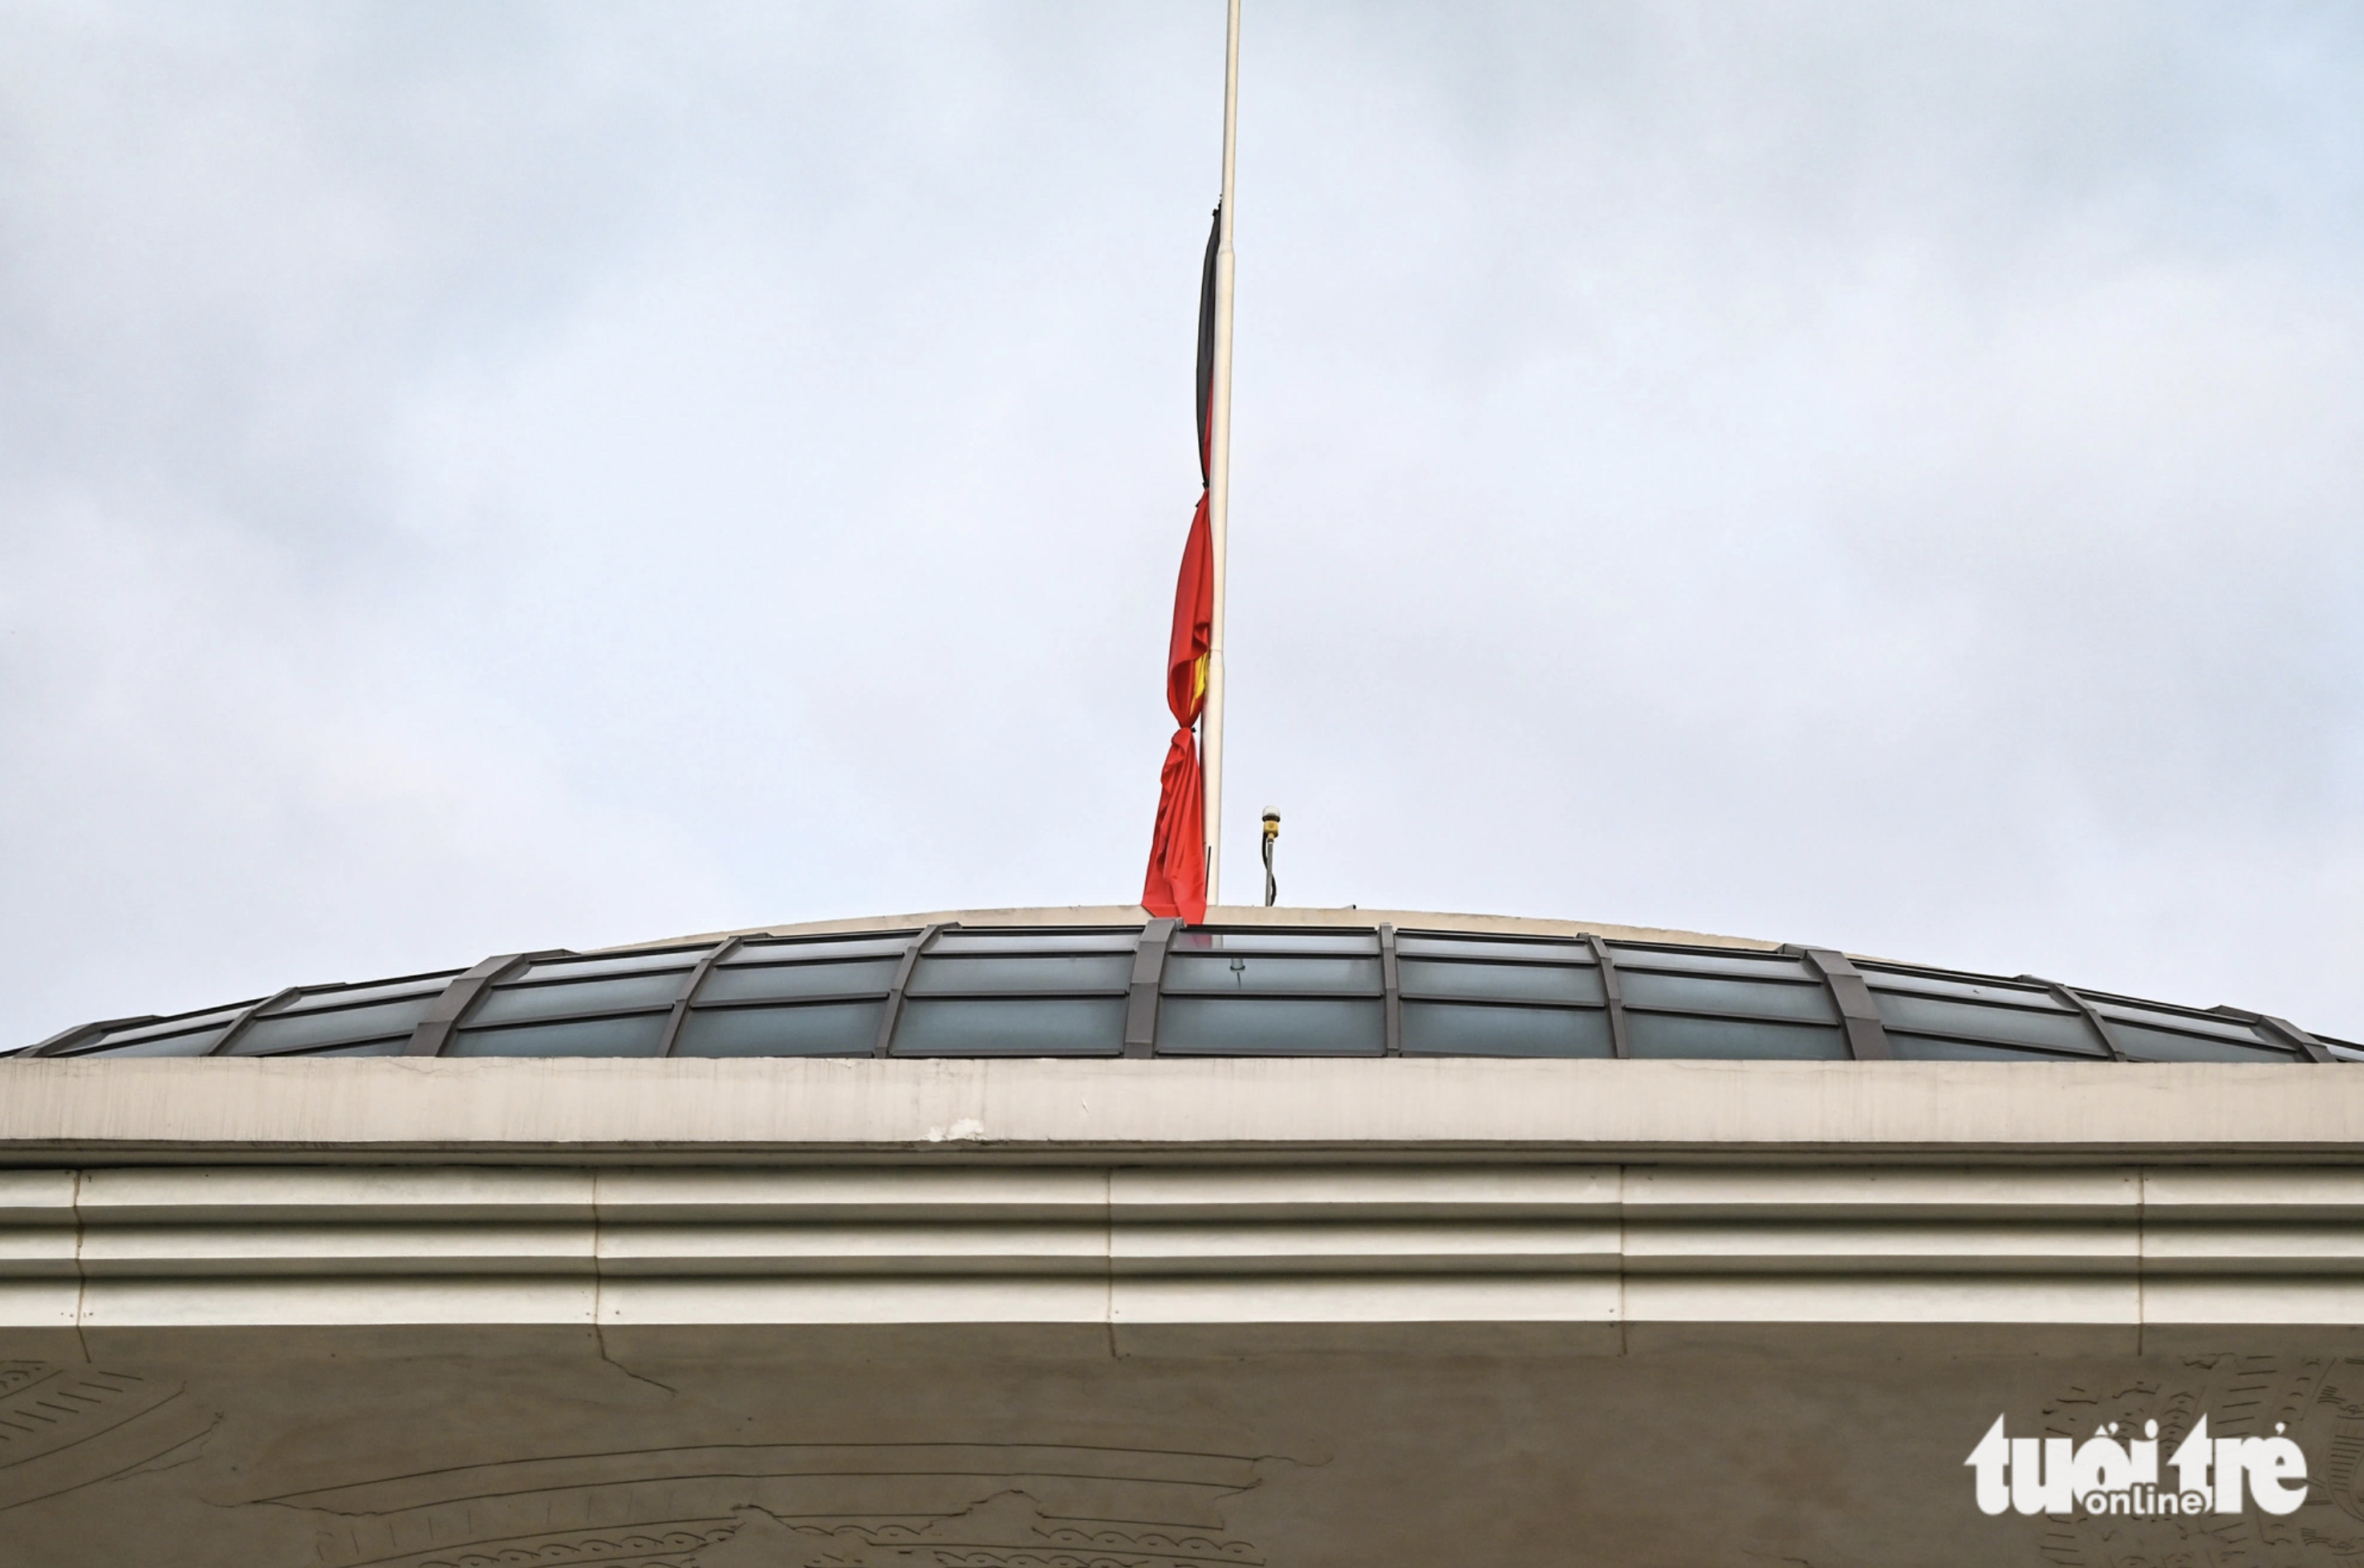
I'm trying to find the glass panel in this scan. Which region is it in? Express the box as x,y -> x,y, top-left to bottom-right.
1610,947 -> 1813,981
91,1009 -> 247,1047
1168,930 -> 1378,954
469,973 -> 685,1025
674,1001 -> 883,1057
698,960 -> 900,1004
287,1038 -> 409,1058
229,997 -> 437,1054
1626,1013 -> 1847,1060
1403,1001 -> 1613,1058
448,1014 -> 668,1058
1163,954 -> 1382,995
1155,997 -> 1383,1055
892,997 -> 1126,1056
908,954 -> 1131,995
2112,1025 -> 2296,1064
68,1028 -> 225,1058
2090,1001 -> 2271,1045
1398,960 -> 1603,1005
1854,968 -> 2058,1006
1396,935 -> 1586,963
1887,1034 -> 2090,1062
726,936 -> 916,965
931,931 -> 1137,954
1619,971 -> 1838,1023
1870,993 -> 2103,1054
274,976 -> 457,1014
514,950 -> 709,984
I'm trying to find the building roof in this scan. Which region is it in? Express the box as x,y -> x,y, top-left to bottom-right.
12,904 -> 2354,1065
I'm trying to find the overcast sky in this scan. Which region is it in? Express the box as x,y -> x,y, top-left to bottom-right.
3,1 -> 2362,1046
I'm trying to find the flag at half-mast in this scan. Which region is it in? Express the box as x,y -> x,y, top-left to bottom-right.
1143,205 -> 1221,924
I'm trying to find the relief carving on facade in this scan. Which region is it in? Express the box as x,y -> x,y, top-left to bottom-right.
0,1360 -> 215,1513
262,1440 -> 1275,1568
2022,1354 -> 2362,1568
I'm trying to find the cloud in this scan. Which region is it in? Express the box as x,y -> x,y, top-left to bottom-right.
2,2 -> 2361,1039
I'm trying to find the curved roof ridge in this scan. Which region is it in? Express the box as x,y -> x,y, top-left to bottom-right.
606,904 -> 1784,954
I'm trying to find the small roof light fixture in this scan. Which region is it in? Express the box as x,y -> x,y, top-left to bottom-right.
1260,809 -> 1281,907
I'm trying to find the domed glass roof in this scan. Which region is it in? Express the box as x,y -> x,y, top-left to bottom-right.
12,911 -> 2354,1065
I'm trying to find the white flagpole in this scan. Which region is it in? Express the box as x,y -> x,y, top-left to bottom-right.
1202,0 -> 1240,906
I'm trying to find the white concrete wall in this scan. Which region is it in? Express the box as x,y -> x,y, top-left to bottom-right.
4,1059 -> 2362,1355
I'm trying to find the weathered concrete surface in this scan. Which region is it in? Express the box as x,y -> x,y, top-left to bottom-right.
2,1338 -> 2359,1567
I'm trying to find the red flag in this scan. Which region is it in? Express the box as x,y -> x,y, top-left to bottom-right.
1143,205 -> 1225,924
1144,494 -> 1213,922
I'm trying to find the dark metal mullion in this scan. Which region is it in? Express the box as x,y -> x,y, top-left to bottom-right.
1866,984 -> 2065,1014
420,1005 -> 688,1044
1584,935 -> 1631,1058
1397,954 -> 1600,974
712,958 -> 908,978
1865,960 -> 2051,988
406,953 -> 546,1057
1161,989 -> 1384,1001
1609,944 -> 1805,965
2022,977 -> 2128,1061
657,937 -> 743,1058
266,966 -> 471,1005
936,943 -> 1141,957
1793,947 -> 1893,1061
277,1034 -> 418,1058
1618,1001 -> 1861,1028
479,1004 -> 692,1026
207,987 -> 305,1057
499,968 -> 704,992
1609,966 -> 1830,991
875,922 -> 955,1056
1396,993 -> 1609,1013
928,952 -> 1140,962
1883,1028 -> 2106,1062
1124,917 -> 1177,1057
231,1024 -> 449,1061
28,1018 -> 136,1057
266,988 -> 450,1022
683,985 -> 1147,1008
725,941 -> 918,969
1862,982 -> 2118,1023
898,1048 -> 1129,1061
1379,924 -> 1402,1056
1182,949 -> 1377,959
1394,938 -> 1593,967
910,987 -> 1132,1001
693,991 -> 894,1012
931,941 -> 1143,952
